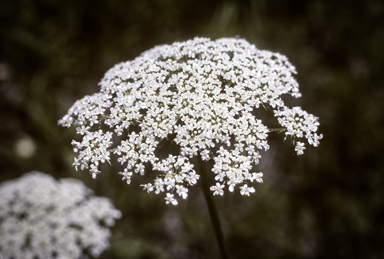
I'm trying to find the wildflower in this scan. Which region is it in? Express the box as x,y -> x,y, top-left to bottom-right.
252,172 -> 264,183
165,193 -> 178,205
295,141 -> 306,155
141,183 -> 154,193
0,171 -> 121,259
118,168 -> 133,184
239,184 -> 256,196
175,185 -> 189,199
59,37 -> 321,205
210,183 -> 225,196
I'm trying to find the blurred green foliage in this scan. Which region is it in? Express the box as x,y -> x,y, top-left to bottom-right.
1,0 -> 384,258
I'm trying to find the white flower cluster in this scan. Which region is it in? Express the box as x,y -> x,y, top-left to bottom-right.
59,37 -> 322,205
0,172 -> 121,259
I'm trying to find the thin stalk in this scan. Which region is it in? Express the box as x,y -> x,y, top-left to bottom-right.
197,155 -> 228,259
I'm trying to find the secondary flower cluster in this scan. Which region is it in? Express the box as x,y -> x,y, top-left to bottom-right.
59,37 -> 322,205
0,172 -> 121,259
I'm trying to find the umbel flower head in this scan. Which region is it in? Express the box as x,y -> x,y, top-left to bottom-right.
0,171 -> 121,259
59,37 -> 322,205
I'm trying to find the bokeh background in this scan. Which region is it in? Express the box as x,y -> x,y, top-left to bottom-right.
1,0 -> 383,258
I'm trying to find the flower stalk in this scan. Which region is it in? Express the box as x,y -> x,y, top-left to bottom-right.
198,155 -> 228,259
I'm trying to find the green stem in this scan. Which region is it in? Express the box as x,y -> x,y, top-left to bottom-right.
197,155 -> 228,259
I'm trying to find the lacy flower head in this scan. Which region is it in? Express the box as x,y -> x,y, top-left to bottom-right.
59,37 -> 322,205
0,171 -> 121,259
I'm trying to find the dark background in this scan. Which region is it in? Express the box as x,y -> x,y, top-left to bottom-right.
1,0 -> 383,258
